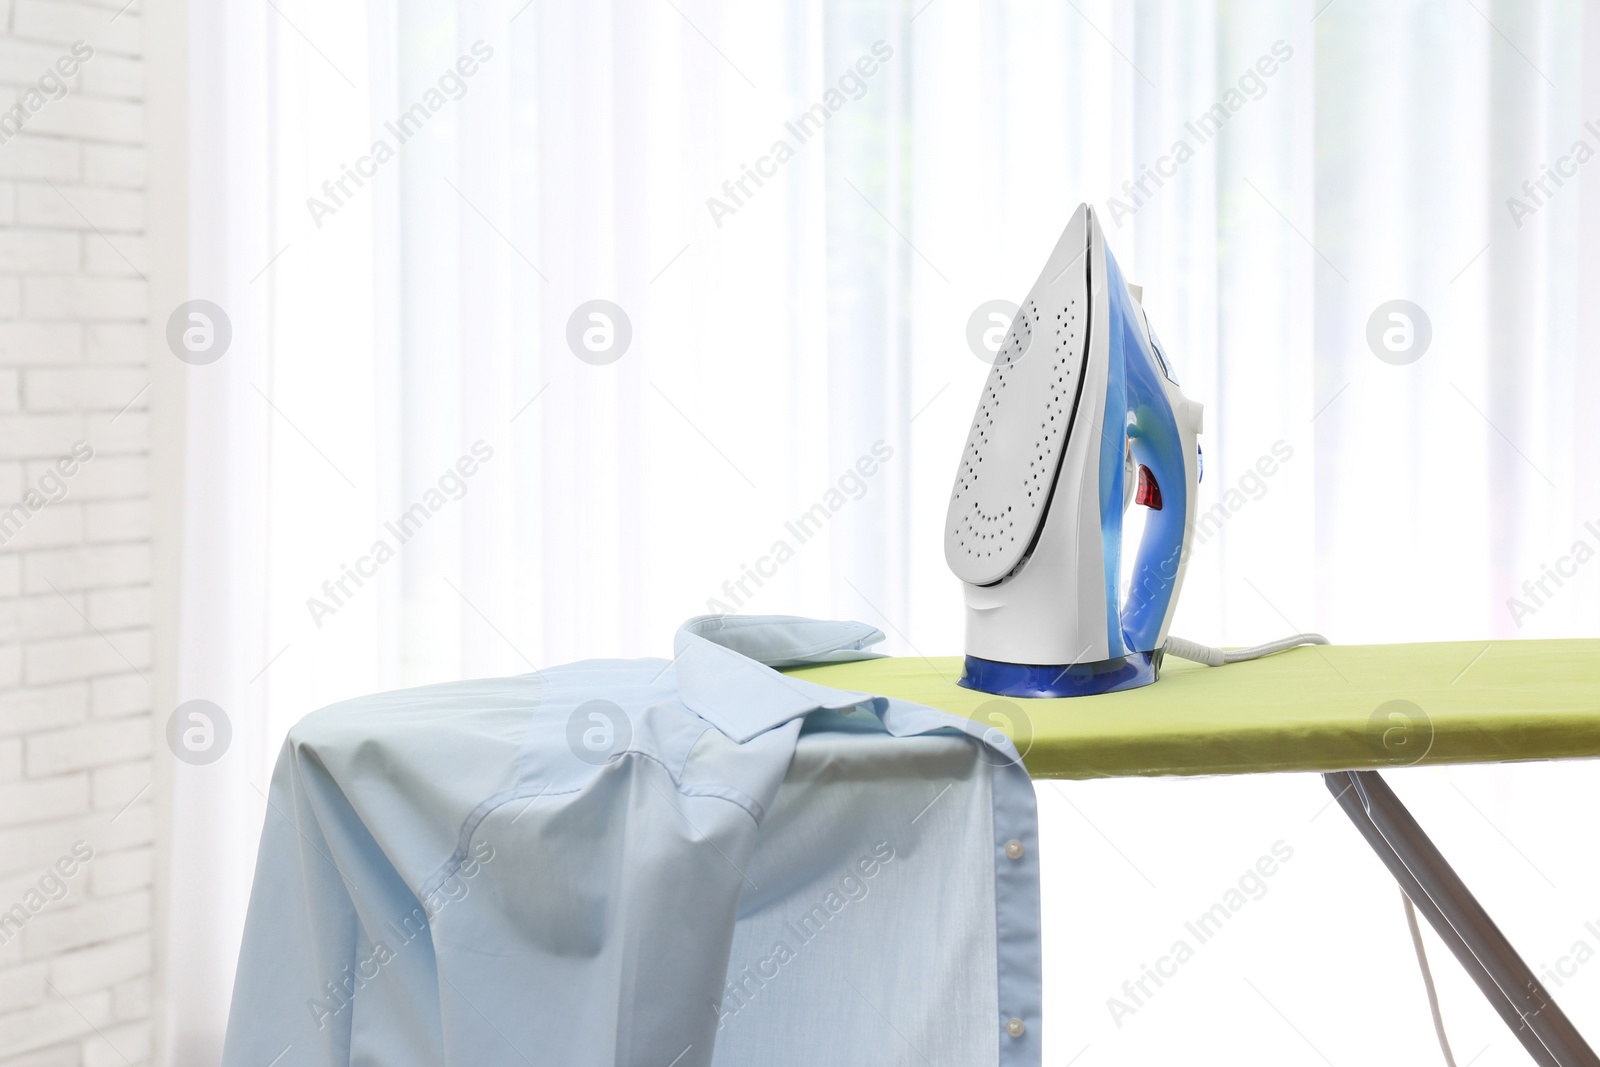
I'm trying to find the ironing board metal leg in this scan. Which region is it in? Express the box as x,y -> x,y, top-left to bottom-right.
1323,770 -> 1599,1067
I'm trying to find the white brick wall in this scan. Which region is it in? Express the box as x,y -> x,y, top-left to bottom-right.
0,1 -> 152,1063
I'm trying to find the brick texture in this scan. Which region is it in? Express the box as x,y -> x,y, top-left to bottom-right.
0,8 -> 152,1063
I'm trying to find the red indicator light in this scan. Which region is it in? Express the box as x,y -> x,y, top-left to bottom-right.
1136,465 -> 1162,510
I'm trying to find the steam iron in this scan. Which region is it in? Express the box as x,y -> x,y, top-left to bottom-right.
945,204 -> 1204,698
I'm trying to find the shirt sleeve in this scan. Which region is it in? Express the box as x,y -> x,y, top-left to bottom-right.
221,737 -> 447,1067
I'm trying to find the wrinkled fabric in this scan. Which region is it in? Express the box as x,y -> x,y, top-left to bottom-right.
221,615 -> 1042,1067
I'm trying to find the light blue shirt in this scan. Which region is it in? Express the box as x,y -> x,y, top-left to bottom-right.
221,615 -> 1042,1066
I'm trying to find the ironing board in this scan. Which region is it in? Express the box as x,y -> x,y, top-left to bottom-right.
786,638 -> 1600,1067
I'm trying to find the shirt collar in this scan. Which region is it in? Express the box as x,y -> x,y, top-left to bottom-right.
672,615 -> 887,743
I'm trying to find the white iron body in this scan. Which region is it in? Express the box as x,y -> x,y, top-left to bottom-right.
945,205 -> 1203,696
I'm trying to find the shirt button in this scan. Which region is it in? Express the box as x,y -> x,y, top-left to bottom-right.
1006,1017 -> 1026,1037
1004,839 -> 1024,860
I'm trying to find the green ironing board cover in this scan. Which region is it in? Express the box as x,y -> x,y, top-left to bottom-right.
784,639 -> 1600,779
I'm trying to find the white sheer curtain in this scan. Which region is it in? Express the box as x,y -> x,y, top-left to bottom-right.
166,0 -> 1600,1063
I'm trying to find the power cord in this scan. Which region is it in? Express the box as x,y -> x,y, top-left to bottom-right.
1166,634 -> 1462,1066
1163,632 -> 1330,666
1403,890 -> 1459,1067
